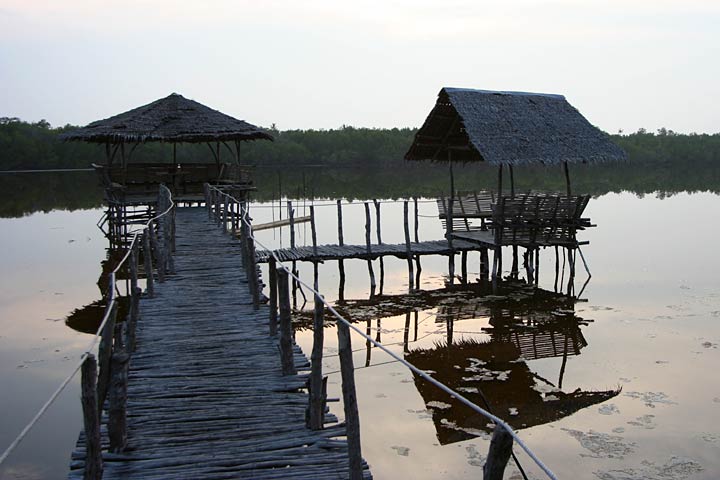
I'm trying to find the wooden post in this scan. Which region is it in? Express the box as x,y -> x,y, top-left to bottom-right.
364,202 -> 376,297
81,354 -> 102,480
554,246 -> 560,293
108,348 -> 129,453
403,312 -> 411,353
310,205 -> 318,257
288,201 -> 298,308
534,247 -> 540,287
307,292 -> 325,430
277,268 -> 296,375
413,197 -> 419,243
223,195 -> 229,233
97,293 -> 118,411
215,189 -> 222,225
269,257 -> 278,336
125,286 -> 141,353
149,223 -> 165,283
248,226 -> 260,311
483,425 -> 514,480
337,200 -> 346,302
564,161 -> 572,196
480,248 -> 489,282
129,241 -> 139,294
403,201 -> 414,290
373,199 -> 384,295
142,230 -> 154,297
337,320 -> 364,480
461,251 -> 468,284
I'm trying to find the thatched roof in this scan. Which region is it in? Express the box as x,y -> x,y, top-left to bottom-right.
405,87 -> 626,166
60,93 -> 273,144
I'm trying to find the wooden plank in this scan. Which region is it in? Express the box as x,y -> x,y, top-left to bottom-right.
252,215 -> 312,232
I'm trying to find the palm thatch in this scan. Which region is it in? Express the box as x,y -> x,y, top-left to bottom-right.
59,93 -> 273,144
405,87 -> 626,166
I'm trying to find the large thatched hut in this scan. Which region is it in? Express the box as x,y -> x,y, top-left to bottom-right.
404,88 -> 627,289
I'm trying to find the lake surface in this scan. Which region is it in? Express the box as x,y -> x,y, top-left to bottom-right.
0,172 -> 718,480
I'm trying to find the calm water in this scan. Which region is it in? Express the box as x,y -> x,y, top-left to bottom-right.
1,182 -> 719,479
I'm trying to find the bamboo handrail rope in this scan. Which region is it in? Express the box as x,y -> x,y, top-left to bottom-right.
207,184 -> 558,480
0,186 -> 176,467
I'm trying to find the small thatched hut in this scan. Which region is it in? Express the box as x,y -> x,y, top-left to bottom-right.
60,93 -> 273,200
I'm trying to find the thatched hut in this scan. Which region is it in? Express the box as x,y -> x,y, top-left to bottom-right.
405,87 -> 626,193
405,88 -> 627,288
60,93 -> 273,201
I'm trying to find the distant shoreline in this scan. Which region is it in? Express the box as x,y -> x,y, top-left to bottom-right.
0,168 -> 95,173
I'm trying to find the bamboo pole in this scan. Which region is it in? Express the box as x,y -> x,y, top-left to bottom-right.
337,320 -> 363,480
142,230 -> 154,297
364,202 -> 376,297
484,425 -> 514,480
108,347 -> 129,453
277,268 -> 296,375
403,201 -> 414,290
97,297 -> 118,411
307,292 -> 325,430
81,354 -> 102,480
373,199 -> 384,295
268,257 -> 278,336
337,200 -> 346,302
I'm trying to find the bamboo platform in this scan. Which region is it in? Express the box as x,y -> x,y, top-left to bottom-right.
255,238 -> 485,263
68,207 -> 371,480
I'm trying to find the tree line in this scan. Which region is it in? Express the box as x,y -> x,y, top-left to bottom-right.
1,117 -> 719,206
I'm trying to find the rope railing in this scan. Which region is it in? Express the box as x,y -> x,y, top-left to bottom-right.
0,185 -> 176,478
205,183 -> 558,480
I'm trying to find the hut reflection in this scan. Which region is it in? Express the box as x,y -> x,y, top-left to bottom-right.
315,282 -> 619,446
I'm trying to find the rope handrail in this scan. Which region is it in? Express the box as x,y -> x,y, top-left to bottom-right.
0,185 -> 176,467
206,184 -> 558,480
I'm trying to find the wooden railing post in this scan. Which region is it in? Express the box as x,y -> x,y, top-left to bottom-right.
484,425 -> 514,480
97,278 -> 118,411
307,292 -> 325,430
148,223 -> 165,283
248,225 -> 260,310
268,256 -> 278,336
81,354 -> 102,480
108,345 -> 129,453
277,268 -> 296,375
125,286 -> 141,353
142,229 -> 155,297
337,319 -> 363,480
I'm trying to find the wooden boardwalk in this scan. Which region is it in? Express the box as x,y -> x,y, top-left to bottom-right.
69,207 -> 371,479
255,238 -> 485,263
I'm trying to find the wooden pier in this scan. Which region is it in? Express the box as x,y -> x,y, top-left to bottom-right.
69,207 -> 371,479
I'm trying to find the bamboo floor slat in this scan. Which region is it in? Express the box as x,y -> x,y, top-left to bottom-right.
69,207 -> 371,479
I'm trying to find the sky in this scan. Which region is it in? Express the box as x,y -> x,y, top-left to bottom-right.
0,0 -> 719,133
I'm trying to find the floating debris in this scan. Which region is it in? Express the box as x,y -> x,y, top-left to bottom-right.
627,414 -> 656,430
594,456 -> 703,480
427,401 -> 451,410
465,444 -> 485,467
598,404 -> 620,415
508,407 -> 519,416
624,391 -> 677,408
391,446 -> 410,456
562,429 -> 636,459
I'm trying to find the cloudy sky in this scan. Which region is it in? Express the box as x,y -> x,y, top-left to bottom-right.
1,0 -> 718,133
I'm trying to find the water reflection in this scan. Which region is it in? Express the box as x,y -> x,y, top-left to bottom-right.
298,281 -> 620,446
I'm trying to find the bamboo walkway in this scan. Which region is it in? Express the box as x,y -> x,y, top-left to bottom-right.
255,238 -> 485,263
69,207 -> 371,479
